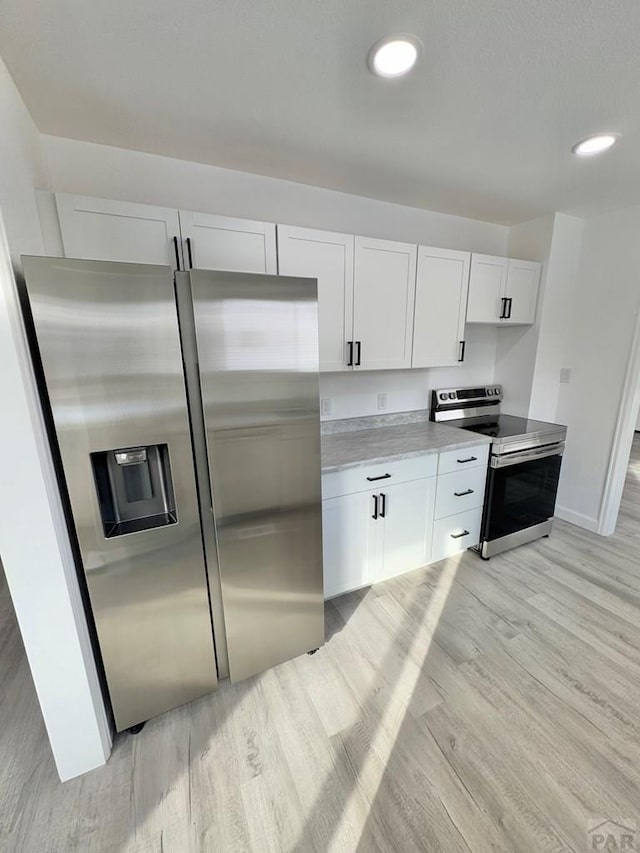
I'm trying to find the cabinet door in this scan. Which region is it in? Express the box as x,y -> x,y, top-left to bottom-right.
55,193 -> 182,268
277,225 -> 354,372
432,508 -> 482,563
504,259 -> 541,325
466,254 -> 508,323
353,237 -> 417,370
412,246 -> 470,367
322,491 -> 380,599
179,211 -> 277,274
376,478 -> 435,584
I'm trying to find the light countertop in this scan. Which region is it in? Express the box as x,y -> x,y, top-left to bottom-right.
321,419 -> 491,474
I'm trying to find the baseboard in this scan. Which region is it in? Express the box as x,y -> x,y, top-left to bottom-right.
554,505 -> 599,533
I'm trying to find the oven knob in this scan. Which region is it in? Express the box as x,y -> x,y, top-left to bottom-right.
494,386 -> 502,395
439,392 -> 447,401
448,392 -> 456,400
487,388 -> 493,396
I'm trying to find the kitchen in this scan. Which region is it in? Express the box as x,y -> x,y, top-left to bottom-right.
2,3 -> 640,851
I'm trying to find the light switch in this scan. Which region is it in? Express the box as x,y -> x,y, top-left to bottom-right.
559,368 -> 572,384
320,398 -> 332,416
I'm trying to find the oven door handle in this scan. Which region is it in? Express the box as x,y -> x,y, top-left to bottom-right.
491,442 -> 565,468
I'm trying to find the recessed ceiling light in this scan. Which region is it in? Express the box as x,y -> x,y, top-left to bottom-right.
572,133 -> 619,156
368,35 -> 420,78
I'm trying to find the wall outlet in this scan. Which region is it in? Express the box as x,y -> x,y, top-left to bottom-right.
320,398 -> 332,416
377,393 -> 388,411
559,367 -> 572,384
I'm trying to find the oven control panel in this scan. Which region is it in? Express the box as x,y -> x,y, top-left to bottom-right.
432,386 -> 503,408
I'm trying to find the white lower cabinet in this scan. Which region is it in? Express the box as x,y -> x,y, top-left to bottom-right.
435,467 -> 486,519
376,478 -> 436,583
432,447 -> 488,562
322,456 -> 436,598
431,509 -> 483,563
322,446 -> 489,598
322,490 -> 380,599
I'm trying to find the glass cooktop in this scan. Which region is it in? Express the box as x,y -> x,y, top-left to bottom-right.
448,413 -> 567,450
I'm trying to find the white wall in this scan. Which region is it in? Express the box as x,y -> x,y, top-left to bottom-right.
42,136 -> 509,254
528,214 -> 584,424
553,204 -> 640,528
0,58 -> 110,780
41,135 -> 509,418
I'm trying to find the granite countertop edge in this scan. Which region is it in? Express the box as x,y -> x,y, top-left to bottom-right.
321,421 -> 492,474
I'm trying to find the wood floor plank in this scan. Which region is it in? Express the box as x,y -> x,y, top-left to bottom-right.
462,647 -> 640,809
421,702 -> 574,853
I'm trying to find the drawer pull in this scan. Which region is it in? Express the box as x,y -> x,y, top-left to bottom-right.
366,473 -> 391,482
456,456 -> 478,464
454,489 -> 474,497
450,530 -> 470,539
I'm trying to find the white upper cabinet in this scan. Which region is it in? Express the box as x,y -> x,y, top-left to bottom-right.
412,247 -> 470,368
179,211 -> 277,274
353,236 -> 417,370
504,258 -> 540,325
466,253 -> 509,324
55,194 -> 183,268
277,225 -> 354,372
467,252 -> 541,325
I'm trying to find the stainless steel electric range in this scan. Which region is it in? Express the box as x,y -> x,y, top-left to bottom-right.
430,385 -> 567,558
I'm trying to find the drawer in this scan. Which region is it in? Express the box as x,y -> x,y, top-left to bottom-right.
322,453 -> 437,499
435,466 -> 486,519
438,443 -> 489,476
431,508 -> 482,563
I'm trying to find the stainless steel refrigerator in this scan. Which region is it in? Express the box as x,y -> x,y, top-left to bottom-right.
22,256 -> 324,732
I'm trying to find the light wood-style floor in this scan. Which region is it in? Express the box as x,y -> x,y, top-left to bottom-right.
4,438 -> 640,852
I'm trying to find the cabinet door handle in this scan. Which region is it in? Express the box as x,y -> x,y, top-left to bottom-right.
347,341 -> 354,367
450,530 -> 470,539
379,492 -> 386,518
366,473 -> 391,481
355,340 -> 361,366
506,297 -> 513,319
454,489 -> 474,497
372,494 -> 379,520
186,237 -> 194,269
173,236 -> 181,271
456,456 -> 477,464
458,340 -> 466,362
499,297 -> 507,319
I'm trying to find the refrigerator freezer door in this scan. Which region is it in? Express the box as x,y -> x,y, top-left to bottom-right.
22,256 -> 217,730
188,269 -> 324,682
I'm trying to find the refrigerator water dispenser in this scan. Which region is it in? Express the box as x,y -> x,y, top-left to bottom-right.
91,444 -> 177,537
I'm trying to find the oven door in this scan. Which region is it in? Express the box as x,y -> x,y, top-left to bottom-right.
482,443 -> 563,542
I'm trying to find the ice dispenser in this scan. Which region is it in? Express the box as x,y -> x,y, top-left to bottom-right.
91,444 -> 177,537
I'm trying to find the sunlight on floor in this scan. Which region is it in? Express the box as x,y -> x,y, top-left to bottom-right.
329,555 -> 462,852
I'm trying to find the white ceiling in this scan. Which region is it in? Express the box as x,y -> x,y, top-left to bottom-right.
2,0 -> 640,225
